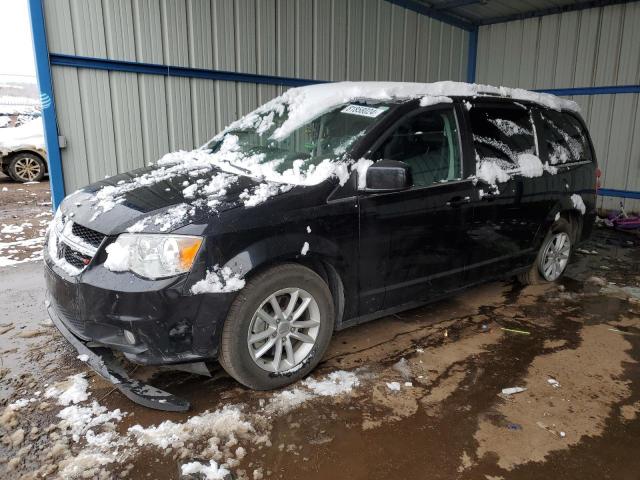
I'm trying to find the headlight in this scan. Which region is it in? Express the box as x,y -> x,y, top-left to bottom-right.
104,234 -> 203,279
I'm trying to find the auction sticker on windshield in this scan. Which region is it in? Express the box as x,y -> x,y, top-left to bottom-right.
340,104 -> 388,118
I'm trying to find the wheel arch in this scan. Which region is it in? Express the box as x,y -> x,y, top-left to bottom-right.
222,234 -> 349,328
539,198 -> 586,246
7,149 -> 47,168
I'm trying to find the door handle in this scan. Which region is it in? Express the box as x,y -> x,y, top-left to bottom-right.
446,196 -> 471,207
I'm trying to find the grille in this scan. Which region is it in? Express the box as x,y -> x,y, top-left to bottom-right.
62,244 -> 91,269
71,222 -> 106,248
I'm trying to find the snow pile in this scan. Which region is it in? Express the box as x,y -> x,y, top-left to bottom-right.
47,228 -> 82,276
0,117 -> 44,149
419,95 -> 453,107
386,382 -> 401,391
240,182 -> 292,208
57,401 -> 125,442
104,241 -> 130,272
302,370 -> 360,396
475,159 -> 511,185
516,153 -> 545,178
129,405 -> 253,449
263,388 -> 315,415
126,218 -> 150,233
1,223 -> 31,234
191,266 -> 246,294
571,194 -> 586,214
7,398 -> 37,410
2,368 -> 366,479
474,153 -> 557,186
218,81 -> 577,143
152,204 -> 194,231
44,374 -> 90,406
0,236 -> 45,267
181,460 -> 230,480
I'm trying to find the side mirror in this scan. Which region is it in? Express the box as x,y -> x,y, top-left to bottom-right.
363,160 -> 412,192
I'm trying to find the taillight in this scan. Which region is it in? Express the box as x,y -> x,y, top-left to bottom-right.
595,168 -> 601,193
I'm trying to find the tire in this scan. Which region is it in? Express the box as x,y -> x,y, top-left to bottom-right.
8,153 -> 46,182
218,263 -> 335,390
518,218 -> 572,285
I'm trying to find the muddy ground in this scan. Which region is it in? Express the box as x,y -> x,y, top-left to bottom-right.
0,173 -> 52,266
1,178 -> 639,480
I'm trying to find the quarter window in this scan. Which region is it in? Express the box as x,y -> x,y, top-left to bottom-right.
469,106 -> 536,169
540,111 -> 591,164
373,109 -> 461,187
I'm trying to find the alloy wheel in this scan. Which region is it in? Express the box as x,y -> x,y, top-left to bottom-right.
13,156 -> 42,181
539,232 -> 571,281
247,287 -> 321,373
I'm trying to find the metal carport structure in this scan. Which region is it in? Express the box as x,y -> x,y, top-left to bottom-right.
27,0 -> 640,212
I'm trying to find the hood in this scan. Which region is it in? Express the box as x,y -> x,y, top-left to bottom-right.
60,165 -> 296,235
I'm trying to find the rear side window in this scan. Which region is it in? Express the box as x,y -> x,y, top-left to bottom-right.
469,106 -> 536,169
540,111 -> 592,164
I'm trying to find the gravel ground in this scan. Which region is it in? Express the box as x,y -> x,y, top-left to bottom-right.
1,178 -> 639,479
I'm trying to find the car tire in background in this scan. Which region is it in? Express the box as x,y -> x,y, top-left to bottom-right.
518,218 -> 573,285
218,263 -> 335,390
8,153 -> 46,183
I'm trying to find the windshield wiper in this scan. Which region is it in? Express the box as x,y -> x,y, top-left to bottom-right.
222,160 -> 251,174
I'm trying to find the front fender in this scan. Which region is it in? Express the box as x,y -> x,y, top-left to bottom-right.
224,233 -> 345,278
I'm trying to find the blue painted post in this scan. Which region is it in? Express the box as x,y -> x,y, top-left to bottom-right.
27,0 -> 65,209
466,27 -> 478,84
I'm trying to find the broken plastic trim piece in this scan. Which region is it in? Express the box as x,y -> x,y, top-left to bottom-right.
48,306 -> 191,412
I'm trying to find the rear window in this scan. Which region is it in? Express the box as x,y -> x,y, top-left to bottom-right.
469,106 -> 536,169
540,111 -> 592,164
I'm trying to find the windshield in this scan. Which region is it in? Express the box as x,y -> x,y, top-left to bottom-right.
205,102 -> 391,176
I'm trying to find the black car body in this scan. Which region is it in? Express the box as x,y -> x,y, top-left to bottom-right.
44,82 -> 597,409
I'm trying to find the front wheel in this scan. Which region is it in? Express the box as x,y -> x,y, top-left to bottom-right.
8,153 -> 46,182
518,218 -> 572,285
218,263 -> 334,390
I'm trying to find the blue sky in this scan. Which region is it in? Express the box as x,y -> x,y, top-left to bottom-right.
0,0 -> 36,83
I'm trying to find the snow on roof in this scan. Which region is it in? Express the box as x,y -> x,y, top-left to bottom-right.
217,81 -> 579,143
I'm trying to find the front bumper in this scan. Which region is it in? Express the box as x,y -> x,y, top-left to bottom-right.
45,256 -> 238,410
44,259 -> 235,365
48,304 -> 191,411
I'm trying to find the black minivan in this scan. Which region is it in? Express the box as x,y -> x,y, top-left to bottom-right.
44,82 -> 598,410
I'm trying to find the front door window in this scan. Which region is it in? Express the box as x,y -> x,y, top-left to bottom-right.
373,108 -> 461,187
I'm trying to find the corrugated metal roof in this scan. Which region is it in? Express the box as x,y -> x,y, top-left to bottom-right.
414,0 -> 639,26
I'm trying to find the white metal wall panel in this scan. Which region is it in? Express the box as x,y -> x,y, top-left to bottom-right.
44,0 -> 470,191
477,2 -> 640,212
50,66 -> 89,192
256,0 -> 278,106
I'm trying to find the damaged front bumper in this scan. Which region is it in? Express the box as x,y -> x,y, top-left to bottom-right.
48,303 -> 191,412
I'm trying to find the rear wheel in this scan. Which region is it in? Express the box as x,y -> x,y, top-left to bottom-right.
218,263 -> 334,390
518,218 -> 572,285
8,153 -> 46,182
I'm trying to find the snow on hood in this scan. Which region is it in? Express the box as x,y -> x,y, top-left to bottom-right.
0,117 -> 45,149
215,81 -> 579,143
79,135 -> 346,226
